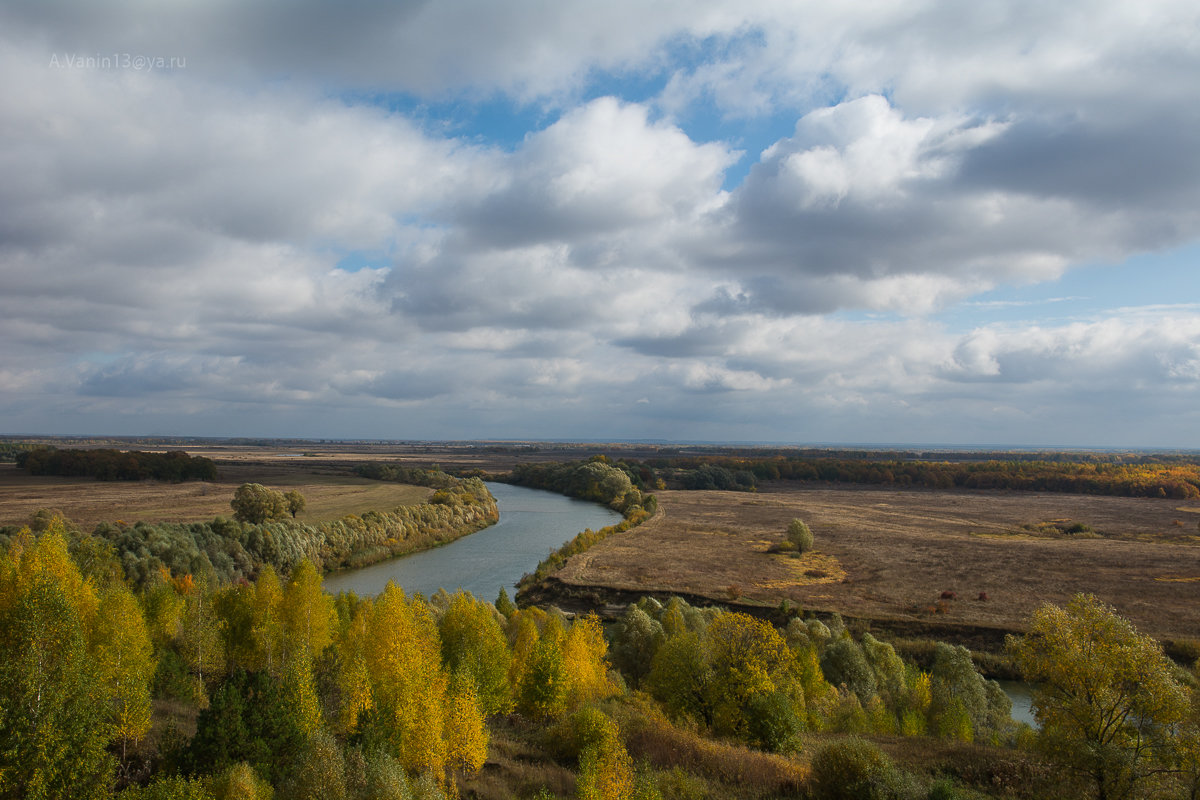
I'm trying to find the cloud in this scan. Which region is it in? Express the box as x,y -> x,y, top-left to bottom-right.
454,97 -> 735,248
2,2 -> 1199,444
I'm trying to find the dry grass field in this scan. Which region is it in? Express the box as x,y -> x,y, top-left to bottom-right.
554,485 -> 1200,642
0,457 -> 430,529
7,439 -> 1200,645
0,438 -> 650,530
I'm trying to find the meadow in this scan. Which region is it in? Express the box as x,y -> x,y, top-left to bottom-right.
547,484 -> 1200,645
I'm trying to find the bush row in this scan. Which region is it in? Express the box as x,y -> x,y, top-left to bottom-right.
2,476 -> 497,587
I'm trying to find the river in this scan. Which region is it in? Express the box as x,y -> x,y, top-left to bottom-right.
322,481 -> 1037,726
321,482 -> 623,603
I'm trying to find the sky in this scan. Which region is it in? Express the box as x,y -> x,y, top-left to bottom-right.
2,1 -> 1199,448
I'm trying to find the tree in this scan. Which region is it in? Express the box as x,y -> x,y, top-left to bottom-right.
90,583 -> 156,760
283,490 -> 306,519
230,484 -> 289,525
517,617 -> 570,721
281,560 -> 334,665
1009,594 -> 1187,800
179,579 -> 225,704
563,614 -> 619,708
786,519 -> 814,553
610,604 -> 664,688
362,584 -> 449,775
444,670 -> 488,777
0,580 -> 114,800
251,565 -> 285,675
820,636 -> 876,704
186,669 -> 305,785
647,631 -> 712,727
438,592 -> 512,716
704,612 -> 803,745
283,730 -> 347,800
209,762 -> 273,800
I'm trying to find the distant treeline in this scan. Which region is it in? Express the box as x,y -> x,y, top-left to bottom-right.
613,454 -> 1200,499
0,474 -> 497,588
0,442 -> 35,462
16,446 -> 218,482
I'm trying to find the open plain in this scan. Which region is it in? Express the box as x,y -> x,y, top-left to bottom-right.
552,485 -> 1200,643
0,456 -> 429,529
6,440 -> 1200,647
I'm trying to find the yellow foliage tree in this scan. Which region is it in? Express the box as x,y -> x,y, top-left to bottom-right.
7,528 -> 98,632
211,761 -> 275,800
1010,594 -> 1188,800
364,583 -> 448,775
704,613 -> 802,743
141,571 -> 186,649
335,601 -> 374,734
281,560 -> 334,666
563,614 -> 618,707
90,583 -> 155,759
286,647 -> 324,740
444,670 -> 489,776
506,607 -> 547,693
252,565 -> 285,675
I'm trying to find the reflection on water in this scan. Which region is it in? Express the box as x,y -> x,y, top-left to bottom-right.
321,482 -> 623,602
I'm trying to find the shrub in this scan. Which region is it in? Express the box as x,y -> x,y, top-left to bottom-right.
808,738 -> 915,800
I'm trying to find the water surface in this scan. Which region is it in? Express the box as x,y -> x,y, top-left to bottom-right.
322,482 -> 623,602
996,679 -> 1037,728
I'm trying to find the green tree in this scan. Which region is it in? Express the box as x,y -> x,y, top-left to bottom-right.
1009,594 -> 1188,800
928,643 -> 990,742
786,519 -> 814,553
119,775 -> 216,800
517,617 -> 570,721
438,592 -> 512,716
821,636 -> 876,704
494,587 -> 516,619
186,669 -> 305,786
283,490 -> 306,519
610,604 -> 664,688
180,580 -> 225,703
231,484 -> 289,525
647,630 -> 712,727
283,730 -> 347,800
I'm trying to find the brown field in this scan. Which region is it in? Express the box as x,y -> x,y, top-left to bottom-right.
7,439 -> 1200,645
0,438 -> 658,530
0,457 -> 430,529
553,485 -> 1200,643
